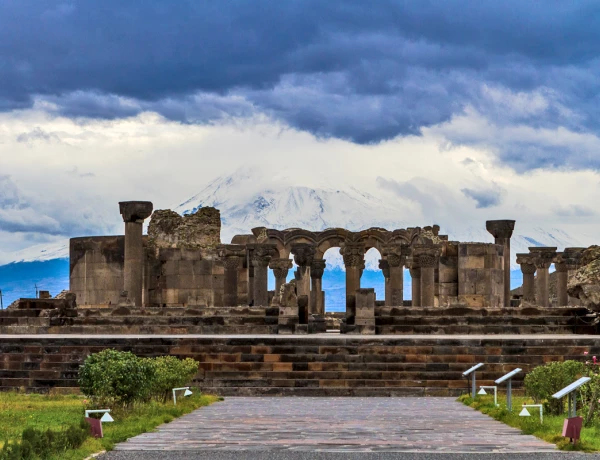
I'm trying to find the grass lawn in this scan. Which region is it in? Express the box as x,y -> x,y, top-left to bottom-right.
459,393 -> 600,452
0,391 -> 221,459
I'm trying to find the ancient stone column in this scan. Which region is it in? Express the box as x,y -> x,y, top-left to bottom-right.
414,245 -> 441,307
554,252 -> 569,307
378,259 -> 391,306
119,201 -> 153,307
384,245 -> 406,307
564,247 -> 585,305
486,220 -> 516,307
218,244 -> 246,307
269,258 -> 293,295
407,257 -> 421,307
340,242 -> 365,322
310,259 -> 326,315
516,253 -> 536,303
529,247 -> 557,308
246,246 -> 255,306
291,243 -> 316,305
250,244 -> 277,307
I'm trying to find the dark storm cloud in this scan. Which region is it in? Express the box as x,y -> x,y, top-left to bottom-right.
1,1 -> 600,168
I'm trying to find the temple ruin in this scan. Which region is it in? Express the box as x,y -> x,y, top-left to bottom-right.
2,200 -> 599,395
57,201 -> 597,335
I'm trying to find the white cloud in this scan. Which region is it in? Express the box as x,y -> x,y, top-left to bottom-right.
1,103 -> 600,261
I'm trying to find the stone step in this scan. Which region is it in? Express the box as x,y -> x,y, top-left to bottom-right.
68,316 -> 278,326
198,386 -> 467,397
79,306 -> 279,317
375,316 -> 576,326
375,306 -> 590,317
375,325 -> 580,334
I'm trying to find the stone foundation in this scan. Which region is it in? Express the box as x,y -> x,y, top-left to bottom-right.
1,335 -> 599,396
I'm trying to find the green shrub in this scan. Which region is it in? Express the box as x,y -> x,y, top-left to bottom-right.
524,360 -> 585,415
0,422 -> 89,460
149,356 -> 199,402
79,349 -> 155,407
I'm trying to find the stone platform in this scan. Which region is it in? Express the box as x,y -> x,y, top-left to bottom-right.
0,305 -> 596,335
0,334 -> 598,395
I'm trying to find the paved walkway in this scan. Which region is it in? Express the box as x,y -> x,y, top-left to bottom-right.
107,397 -> 557,454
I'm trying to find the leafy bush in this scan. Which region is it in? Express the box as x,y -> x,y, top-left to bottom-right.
0,421 -> 89,460
579,352 -> 600,426
79,349 -> 155,407
149,356 -> 199,403
79,350 -> 199,407
524,360 -> 585,415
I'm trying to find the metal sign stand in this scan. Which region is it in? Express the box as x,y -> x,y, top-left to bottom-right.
462,363 -> 484,399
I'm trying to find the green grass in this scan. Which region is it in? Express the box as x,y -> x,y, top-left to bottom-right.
459,393 -> 600,452
0,391 -> 221,459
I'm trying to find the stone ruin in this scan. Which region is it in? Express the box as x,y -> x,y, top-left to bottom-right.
2,200 -> 599,335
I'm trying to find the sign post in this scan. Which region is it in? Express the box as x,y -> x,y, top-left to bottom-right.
462,363 -> 484,399
495,368 -> 522,411
551,377 -> 591,444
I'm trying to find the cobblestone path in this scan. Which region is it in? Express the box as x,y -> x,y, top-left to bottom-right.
113,397 -> 556,453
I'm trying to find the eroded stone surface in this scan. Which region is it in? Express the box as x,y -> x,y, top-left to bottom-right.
148,207 -> 221,250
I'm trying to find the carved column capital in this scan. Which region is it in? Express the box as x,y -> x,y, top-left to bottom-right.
290,243 -> 316,267
412,245 -> 441,268
119,201 -> 153,223
340,242 -> 366,268
485,220 -> 516,239
269,258 -> 293,280
249,243 -> 278,268
378,259 -> 390,278
310,259 -> 327,279
529,247 -> 557,269
218,244 -> 246,262
516,253 -> 536,274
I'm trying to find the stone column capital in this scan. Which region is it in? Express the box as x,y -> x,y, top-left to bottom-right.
119,201 -> 153,223
516,253 -> 537,274
269,257 -> 294,271
340,242 -> 366,268
218,244 -> 246,259
270,258 -> 294,281
412,245 -> 441,268
290,243 -> 316,267
249,243 -> 278,267
310,259 -> 327,279
529,247 -> 557,269
378,259 -> 390,278
485,220 -> 516,239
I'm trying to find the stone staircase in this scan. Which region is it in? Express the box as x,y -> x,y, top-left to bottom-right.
0,306 -> 279,334
373,306 -> 598,335
1,335 -> 598,395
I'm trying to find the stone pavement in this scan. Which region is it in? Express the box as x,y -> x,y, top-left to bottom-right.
108,397 -> 557,454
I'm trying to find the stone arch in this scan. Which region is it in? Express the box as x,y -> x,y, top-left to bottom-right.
315,228 -> 351,258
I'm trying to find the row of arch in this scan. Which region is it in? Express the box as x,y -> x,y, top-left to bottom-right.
245,225 -> 443,259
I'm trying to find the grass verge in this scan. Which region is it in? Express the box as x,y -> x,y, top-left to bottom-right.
0,390 -> 221,459
459,393 -> 600,452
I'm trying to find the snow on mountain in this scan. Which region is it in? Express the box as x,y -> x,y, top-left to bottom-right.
174,169 -> 412,269
0,239 -> 69,265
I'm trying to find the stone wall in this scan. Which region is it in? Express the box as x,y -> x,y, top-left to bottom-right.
1,335 -> 597,396
457,243 -> 504,308
70,236 -> 125,306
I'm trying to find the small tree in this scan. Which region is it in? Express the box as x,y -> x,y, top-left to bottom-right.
149,356 -> 199,402
79,349 -> 155,407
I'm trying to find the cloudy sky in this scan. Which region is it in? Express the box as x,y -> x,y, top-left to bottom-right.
1,1 -> 600,261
